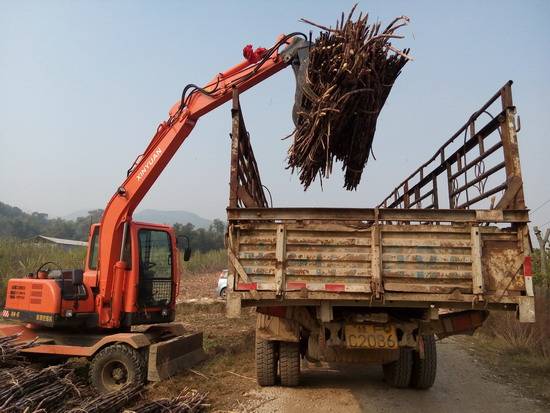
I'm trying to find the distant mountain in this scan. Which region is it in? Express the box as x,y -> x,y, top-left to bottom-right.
134,209 -> 211,228
63,209 -> 91,221
63,209 -> 212,229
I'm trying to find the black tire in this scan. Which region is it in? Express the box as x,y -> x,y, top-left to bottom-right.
410,334 -> 437,389
279,341 -> 300,387
220,287 -> 227,298
89,344 -> 146,393
383,347 -> 413,388
256,337 -> 278,386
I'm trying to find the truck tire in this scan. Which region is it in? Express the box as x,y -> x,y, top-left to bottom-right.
410,334 -> 437,389
89,344 -> 146,393
256,338 -> 278,386
279,341 -> 300,386
383,347 -> 412,388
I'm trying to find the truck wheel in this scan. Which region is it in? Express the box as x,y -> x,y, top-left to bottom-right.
89,344 -> 146,393
383,347 -> 412,388
279,341 -> 300,386
256,338 -> 278,386
410,334 -> 437,389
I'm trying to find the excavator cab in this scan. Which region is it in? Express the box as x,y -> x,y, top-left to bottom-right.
3,221 -> 188,329
86,221 -> 187,328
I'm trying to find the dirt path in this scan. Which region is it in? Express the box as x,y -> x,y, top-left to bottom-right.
244,337 -> 547,413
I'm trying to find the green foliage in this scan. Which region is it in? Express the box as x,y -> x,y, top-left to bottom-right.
182,249 -> 227,274
0,201 -> 226,253
173,219 -> 226,252
531,248 -> 550,286
0,201 -> 227,305
0,202 -> 102,241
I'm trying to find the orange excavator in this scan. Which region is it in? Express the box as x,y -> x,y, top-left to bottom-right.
0,33 -> 309,392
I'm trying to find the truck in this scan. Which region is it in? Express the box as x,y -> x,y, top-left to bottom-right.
225,80 -> 534,389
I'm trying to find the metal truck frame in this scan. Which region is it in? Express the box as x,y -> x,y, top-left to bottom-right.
225,81 -> 534,389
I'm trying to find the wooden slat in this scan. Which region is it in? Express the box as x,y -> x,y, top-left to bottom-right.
286,252 -> 371,262
471,226 -> 484,295
382,253 -> 472,264
382,246 -> 471,255
227,207 -> 529,223
382,232 -> 471,240
286,244 -> 369,253
384,271 -> 472,279
381,239 -> 472,248
384,282 -> 472,293
275,224 -> 286,296
371,224 -> 383,296
383,261 -> 471,270
382,225 -> 471,234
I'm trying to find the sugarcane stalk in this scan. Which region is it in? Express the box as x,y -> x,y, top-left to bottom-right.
288,5 -> 411,190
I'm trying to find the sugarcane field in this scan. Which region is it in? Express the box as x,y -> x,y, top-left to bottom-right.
1,2 -> 549,413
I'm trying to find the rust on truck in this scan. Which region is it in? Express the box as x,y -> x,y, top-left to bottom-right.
226,82 -> 534,322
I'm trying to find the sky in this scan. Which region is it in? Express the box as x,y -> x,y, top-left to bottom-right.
1,0 -> 549,230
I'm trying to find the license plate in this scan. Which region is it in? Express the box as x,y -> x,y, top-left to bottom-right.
345,324 -> 399,349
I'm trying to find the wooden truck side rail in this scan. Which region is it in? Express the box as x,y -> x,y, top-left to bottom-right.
226,207 -> 533,322
378,80 -> 524,212
225,83 -> 534,323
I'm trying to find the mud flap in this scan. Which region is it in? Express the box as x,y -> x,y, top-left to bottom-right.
518,296 -> 535,323
147,332 -> 206,381
434,310 -> 488,339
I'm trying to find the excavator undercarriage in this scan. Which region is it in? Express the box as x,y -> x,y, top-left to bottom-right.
0,322 -> 205,392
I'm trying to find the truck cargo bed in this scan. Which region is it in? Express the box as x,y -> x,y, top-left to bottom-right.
225,82 -> 534,323
226,207 -> 532,318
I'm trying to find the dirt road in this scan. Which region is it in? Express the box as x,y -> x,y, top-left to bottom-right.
244,337 -> 546,413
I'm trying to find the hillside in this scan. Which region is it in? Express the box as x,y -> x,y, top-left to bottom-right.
64,208 -> 211,229
134,209 -> 211,228
0,201 -> 224,251
0,202 -> 102,240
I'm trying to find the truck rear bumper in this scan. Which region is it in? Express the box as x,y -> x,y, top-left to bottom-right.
228,291 -> 536,323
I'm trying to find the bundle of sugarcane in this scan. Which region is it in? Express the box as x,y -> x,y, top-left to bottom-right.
0,365 -> 82,413
0,366 -> 33,387
124,387 -> 208,413
0,333 -> 37,366
288,5 -> 411,190
68,384 -> 142,413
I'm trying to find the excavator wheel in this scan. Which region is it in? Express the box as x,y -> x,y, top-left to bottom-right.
89,343 -> 146,393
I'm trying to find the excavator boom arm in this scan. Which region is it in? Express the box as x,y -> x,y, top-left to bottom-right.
96,34 -> 307,327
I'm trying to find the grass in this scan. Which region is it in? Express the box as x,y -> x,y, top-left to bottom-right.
481,286 -> 550,360
470,285 -> 550,403
182,249 -> 227,274
0,238 -> 226,306
157,301 -> 257,410
0,238 -> 86,305
0,238 -> 86,275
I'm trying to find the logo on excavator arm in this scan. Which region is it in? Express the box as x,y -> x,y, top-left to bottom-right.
136,147 -> 163,182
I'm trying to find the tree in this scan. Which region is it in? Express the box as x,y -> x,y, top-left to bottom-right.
173,220 -> 226,252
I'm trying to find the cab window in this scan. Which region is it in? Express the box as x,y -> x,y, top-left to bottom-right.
88,227 -> 99,270
88,226 -> 131,270
138,229 -> 173,307
138,229 -> 172,279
